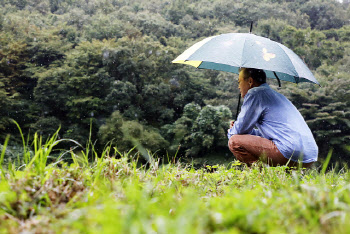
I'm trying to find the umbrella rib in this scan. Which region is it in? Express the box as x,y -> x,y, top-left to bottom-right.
277,44 -> 300,79
239,34 -> 249,66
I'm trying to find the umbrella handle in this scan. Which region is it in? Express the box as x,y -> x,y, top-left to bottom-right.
235,93 -> 241,120
273,71 -> 281,87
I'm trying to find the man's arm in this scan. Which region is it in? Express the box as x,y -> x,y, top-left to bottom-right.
228,121 -> 261,136
227,91 -> 263,139
250,128 -> 262,137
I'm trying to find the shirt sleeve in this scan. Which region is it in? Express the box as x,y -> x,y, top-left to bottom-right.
227,90 -> 264,139
250,128 -> 262,137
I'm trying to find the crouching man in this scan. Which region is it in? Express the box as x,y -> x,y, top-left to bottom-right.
227,68 -> 318,167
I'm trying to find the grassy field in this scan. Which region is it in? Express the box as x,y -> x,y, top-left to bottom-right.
1,131 -> 350,233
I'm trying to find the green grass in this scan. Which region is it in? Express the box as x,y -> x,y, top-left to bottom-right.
1,130 -> 350,233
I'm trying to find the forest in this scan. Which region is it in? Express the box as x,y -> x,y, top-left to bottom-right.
0,0 -> 350,163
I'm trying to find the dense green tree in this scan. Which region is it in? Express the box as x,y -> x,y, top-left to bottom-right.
0,32 -> 37,132
280,26 -> 346,69
0,87 -> 11,133
105,80 -> 138,114
33,39 -> 116,139
9,0 -> 28,10
133,11 -> 180,38
25,27 -> 69,67
189,105 -> 231,155
64,8 -> 91,30
0,35 -> 29,96
300,0 -> 348,30
31,116 -> 61,138
84,13 -> 130,40
162,104 -> 232,157
256,19 -> 291,42
161,103 -> 203,154
98,111 -> 169,153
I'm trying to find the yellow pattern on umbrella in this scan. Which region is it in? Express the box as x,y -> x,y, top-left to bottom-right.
172,36 -> 215,68
263,48 -> 276,61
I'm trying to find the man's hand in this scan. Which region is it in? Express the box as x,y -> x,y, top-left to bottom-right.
227,120 -> 234,133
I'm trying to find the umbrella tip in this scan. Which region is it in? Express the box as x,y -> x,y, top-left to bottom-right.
249,21 -> 253,34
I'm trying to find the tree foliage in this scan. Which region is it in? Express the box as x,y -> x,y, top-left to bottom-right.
162,103 -> 232,157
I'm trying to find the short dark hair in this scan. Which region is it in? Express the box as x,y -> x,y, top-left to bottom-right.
240,68 -> 266,84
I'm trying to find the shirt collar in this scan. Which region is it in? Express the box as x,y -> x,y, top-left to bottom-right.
259,83 -> 269,88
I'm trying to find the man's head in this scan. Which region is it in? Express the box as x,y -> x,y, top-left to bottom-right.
238,68 -> 266,98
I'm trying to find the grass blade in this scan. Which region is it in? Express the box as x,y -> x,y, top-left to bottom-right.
321,148 -> 333,174
0,135 -> 10,168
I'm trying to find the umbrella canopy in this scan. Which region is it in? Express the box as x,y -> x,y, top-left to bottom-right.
172,33 -> 319,86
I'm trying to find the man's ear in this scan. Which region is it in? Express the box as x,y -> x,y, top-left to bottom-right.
248,77 -> 254,85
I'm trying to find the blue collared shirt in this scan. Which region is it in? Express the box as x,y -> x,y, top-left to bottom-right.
227,83 -> 318,163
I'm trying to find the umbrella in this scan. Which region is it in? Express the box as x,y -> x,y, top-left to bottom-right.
172,31 -> 319,119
